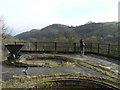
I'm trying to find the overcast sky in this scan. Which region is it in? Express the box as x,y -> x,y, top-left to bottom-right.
0,0 -> 119,36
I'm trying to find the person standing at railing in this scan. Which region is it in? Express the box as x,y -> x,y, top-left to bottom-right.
80,39 -> 85,56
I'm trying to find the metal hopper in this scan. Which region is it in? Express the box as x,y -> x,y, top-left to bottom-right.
5,44 -> 24,60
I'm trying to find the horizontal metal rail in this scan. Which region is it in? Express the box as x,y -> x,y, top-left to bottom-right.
8,41 -> 120,60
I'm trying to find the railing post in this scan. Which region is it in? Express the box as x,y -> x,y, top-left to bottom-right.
74,43 -> 76,53
98,43 -> 100,53
91,43 -> 93,52
108,44 -> 110,55
118,45 -> 120,58
15,41 -> 16,44
35,42 -> 37,51
55,42 -> 57,52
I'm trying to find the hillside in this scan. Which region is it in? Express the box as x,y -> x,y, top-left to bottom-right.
74,22 -> 118,43
15,22 -> 118,44
16,24 -> 80,42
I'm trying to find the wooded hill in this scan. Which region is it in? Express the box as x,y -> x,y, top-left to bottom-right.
15,22 -> 118,44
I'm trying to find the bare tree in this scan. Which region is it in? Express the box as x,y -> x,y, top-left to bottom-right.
0,16 -> 12,41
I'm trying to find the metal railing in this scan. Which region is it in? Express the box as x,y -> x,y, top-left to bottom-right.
14,41 -> 120,59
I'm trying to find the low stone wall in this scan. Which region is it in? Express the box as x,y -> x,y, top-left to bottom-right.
3,54 -> 74,67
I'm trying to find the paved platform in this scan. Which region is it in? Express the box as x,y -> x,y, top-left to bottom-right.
1,54 -> 119,81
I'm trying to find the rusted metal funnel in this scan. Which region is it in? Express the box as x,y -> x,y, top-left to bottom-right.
5,44 -> 24,60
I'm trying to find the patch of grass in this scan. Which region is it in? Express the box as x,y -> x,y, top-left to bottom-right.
4,54 -> 119,79
4,55 -> 75,68
0,72 -> 14,75
1,73 -> 120,89
72,57 -> 120,80
2,54 -> 119,89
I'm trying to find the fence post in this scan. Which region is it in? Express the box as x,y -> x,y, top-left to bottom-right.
55,42 -> 57,52
15,41 -> 16,44
35,42 -> 37,51
118,45 -> 120,58
108,44 -> 110,55
73,43 -> 76,53
97,43 -> 100,53
91,43 -> 93,52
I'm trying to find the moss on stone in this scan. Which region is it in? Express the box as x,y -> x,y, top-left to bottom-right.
1,73 -> 120,89
2,54 -> 119,89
